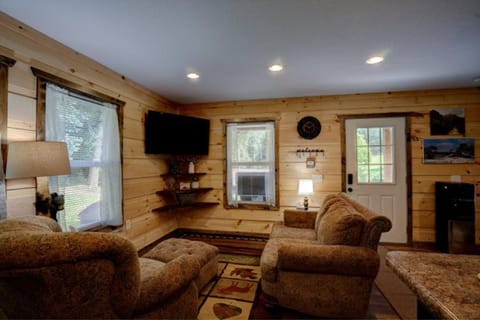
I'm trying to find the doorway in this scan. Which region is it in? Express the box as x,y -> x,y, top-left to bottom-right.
345,117 -> 408,243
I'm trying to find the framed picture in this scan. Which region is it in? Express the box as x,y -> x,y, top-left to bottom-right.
423,138 -> 474,164
430,108 -> 465,135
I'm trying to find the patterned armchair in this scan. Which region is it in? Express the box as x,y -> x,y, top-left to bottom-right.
0,216 -> 199,319
260,193 -> 392,318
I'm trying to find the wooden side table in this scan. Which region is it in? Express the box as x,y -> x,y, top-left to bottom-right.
283,209 -> 318,229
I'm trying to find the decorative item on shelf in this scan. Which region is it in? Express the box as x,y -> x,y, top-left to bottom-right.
168,159 -> 181,175
298,179 -> 314,211
5,141 -> 71,221
191,176 -> 199,189
297,116 -> 321,139
170,155 -> 200,174
188,161 -> 195,174
179,182 -> 191,190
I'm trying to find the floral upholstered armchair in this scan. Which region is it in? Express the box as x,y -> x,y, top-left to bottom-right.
260,193 -> 392,318
0,216 -> 200,319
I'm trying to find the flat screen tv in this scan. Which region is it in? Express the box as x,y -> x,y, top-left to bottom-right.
145,110 -> 210,155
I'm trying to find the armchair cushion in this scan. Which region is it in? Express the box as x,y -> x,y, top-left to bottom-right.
316,202 -> 366,245
277,243 -> 379,277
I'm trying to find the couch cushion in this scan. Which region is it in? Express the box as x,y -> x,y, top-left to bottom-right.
314,194 -> 341,231
316,202 -> 366,245
270,224 -> 316,240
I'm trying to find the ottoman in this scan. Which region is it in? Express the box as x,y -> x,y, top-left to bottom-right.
143,238 -> 219,290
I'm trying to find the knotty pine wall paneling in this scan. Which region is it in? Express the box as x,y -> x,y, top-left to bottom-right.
180,89 -> 480,244
0,12 -> 179,250
2,11 -> 480,246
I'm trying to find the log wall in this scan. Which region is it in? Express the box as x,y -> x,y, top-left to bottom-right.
180,89 -> 480,243
2,11 -> 480,247
0,12 -> 178,249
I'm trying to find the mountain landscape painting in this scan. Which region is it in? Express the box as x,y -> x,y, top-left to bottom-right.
430,108 -> 465,135
424,138 -> 474,164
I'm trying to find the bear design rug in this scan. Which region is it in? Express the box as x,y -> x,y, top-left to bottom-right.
197,262 -> 261,320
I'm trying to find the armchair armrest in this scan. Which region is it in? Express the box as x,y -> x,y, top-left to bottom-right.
0,232 -> 140,318
135,255 -> 200,314
283,210 -> 317,229
277,243 -> 379,277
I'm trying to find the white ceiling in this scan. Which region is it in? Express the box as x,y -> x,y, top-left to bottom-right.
1,0 -> 480,104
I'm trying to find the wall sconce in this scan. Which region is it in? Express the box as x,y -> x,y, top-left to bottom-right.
5,141 -> 71,220
298,179 -> 314,211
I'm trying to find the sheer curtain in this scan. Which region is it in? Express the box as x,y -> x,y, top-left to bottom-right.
45,83 -> 122,231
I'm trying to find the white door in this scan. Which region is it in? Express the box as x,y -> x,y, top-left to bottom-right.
345,117 -> 407,243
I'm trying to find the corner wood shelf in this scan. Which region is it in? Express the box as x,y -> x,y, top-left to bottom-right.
153,172 -> 219,212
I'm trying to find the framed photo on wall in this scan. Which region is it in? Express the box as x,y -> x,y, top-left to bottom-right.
429,108 -> 465,136
423,138 -> 474,164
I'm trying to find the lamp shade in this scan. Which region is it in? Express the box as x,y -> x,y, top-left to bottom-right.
5,141 -> 71,179
298,179 -> 314,195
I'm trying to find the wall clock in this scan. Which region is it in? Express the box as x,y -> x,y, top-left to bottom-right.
297,116 -> 321,139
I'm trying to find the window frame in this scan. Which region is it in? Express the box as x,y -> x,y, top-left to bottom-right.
33,68 -> 125,230
222,118 -> 279,210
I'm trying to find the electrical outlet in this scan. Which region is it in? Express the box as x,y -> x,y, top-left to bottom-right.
451,175 -> 461,183
312,175 -> 323,183
125,219 -> 132,230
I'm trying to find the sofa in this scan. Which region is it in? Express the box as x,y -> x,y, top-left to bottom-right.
0,216 -> 200,319
260,192 -> 392,318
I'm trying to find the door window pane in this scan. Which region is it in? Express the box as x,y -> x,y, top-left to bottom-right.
355,127 -> 394,184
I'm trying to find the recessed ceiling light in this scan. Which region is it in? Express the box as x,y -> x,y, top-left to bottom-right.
366,56 -> 384,64
269,64 -> 283,72
187,72 -> 199,79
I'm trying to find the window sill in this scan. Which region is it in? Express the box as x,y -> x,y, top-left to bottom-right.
225,203 -> 279,211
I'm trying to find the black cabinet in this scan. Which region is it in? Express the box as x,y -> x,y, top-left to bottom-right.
435,182 -> 475,252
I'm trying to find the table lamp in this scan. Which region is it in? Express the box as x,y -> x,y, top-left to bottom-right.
5,141 -> 71,220
298,179 -> 314,210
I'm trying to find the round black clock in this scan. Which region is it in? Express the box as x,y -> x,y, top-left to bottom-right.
297,116 -> 321,139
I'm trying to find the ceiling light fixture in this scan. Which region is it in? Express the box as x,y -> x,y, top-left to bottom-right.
269,64 -> 283,72
187,72 -> 200,79
366,56 -> 384,64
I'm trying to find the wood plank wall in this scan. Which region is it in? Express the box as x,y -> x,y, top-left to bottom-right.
0,12 -> 179,250
179,89 -> 480,244
2,12 -> 480,247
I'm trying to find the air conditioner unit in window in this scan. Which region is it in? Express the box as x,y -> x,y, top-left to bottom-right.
237,173 -> 267,202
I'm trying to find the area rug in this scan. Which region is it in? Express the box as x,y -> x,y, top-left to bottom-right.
218,253 -> 261,266
198,262 -> 261,320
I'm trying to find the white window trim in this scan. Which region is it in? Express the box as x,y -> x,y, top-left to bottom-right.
225,120 -> 278,209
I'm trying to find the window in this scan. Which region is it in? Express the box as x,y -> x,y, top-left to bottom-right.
226,120 -> 277,208
45,83 -> 122,231
356,126 -> 394,183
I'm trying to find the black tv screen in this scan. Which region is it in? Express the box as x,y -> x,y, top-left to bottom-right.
145,111 -> 210,155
